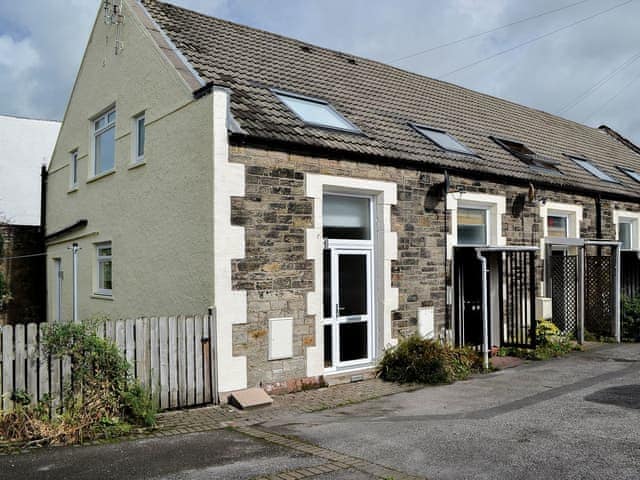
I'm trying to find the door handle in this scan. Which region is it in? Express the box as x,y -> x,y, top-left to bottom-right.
336,304 -> 345,317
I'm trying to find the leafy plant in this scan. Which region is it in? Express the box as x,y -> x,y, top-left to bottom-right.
378,336 -> 482,384
622,295 -> 640,342
0,321 -> 157,446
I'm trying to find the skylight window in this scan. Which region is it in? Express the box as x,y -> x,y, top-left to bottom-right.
412,125 -> 474,155
274,91 -> 358,132
571,156 -> 617,183
618,166 -> 640,184
492,137 -> 561,175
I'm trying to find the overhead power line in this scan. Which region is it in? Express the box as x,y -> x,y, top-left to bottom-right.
438,0 -> 635,79
583,69 -> 640,121
558,50 -> 640,114
0,252 -> 48,261
390,0 -> 590,63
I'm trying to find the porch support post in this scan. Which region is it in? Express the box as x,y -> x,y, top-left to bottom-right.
578,246 -> 585,345
476,249 -> 490,371
615,243 -> 621,343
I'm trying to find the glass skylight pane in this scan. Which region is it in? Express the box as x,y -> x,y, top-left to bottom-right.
277,93 -> 356,131
417,127 -> 473,154
573,158 -> 616,182
620,167 -> 640,183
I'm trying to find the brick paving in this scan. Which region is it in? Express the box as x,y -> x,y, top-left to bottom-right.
156,378 -> 420,433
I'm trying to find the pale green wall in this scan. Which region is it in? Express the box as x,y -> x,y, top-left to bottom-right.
46,2 -> 214,321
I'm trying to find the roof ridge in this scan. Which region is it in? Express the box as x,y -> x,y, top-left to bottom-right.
599,125 -> 640,156
144,0 -> 611,139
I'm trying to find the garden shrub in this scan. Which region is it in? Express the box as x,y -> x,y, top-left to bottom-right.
622,295 -> 640,342
378,336 -> 482,384
500,319 -> 575,360
0,321 -> 157,447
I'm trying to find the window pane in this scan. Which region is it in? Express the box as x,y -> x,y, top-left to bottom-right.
457,208 -> 486,245
339,322 -> 368,362
338,254 -> 367,316
98,246 -> 112,257
323,249 -> 331,318
71,153 -> 78,185
548,216 -> 567,238
416,127 -> 472,154
278,94 -> 355,131
100,260 -> 112,291
323,195 -> 371,240
95,117 -> 105,131
619,222 -> 632,249
95,126 -> 115,173
137,117 -> 145,158
107,111 -> 116,124
324,324 -> 332,368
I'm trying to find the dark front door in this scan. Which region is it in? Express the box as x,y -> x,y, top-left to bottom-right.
454,247 -> 484,347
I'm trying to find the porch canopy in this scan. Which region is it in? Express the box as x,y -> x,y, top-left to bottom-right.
544,238 -> 622,344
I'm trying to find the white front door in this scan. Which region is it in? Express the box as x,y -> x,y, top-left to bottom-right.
323,247 -> 373,370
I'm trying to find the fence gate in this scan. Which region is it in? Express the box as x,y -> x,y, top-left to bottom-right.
499,250 -> 537,349
549,255 -> 579,336
621,251 -> 640,298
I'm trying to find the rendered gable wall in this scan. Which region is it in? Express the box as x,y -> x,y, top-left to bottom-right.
46,1 -> 215,322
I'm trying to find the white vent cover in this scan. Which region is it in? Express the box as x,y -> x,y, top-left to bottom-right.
269,317 -> 293,360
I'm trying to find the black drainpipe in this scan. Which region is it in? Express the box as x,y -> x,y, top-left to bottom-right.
595,194 -> 603,239
40,165 -> 48,323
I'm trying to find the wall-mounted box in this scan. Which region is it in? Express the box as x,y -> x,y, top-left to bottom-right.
268,317 -> 293,360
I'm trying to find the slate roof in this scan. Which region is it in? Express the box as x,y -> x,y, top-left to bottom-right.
140,0 -> 640,200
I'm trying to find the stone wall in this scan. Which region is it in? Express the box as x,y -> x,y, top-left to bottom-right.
227,143 -> 636,390
0,224 -> 45,325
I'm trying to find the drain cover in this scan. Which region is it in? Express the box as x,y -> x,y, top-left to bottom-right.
584,385 -> 640,410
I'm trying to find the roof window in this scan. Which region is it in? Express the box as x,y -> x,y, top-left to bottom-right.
412,124 -> 474,155
571,156 -> 617,183
618,166 -> 640,183
492,137 -> 561,175
274,90 -> 359,132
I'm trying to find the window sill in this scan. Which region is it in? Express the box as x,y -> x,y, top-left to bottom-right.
87,169 -> 115,184
91,293 -> 113,301
67,186 -> 79,194
128,160 -> 146,171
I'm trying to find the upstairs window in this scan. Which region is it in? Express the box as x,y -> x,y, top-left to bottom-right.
492,137 -> 561,175
323,194 -> 371,240
571,156 -> 617,183
618,221 -> 633,250
133,113 -> 145,163
412,124 -> 473,155
547,215 -> 568,238
457,207 -> 488,245
96,242 -> 112,296
70,150 -> 79,188
275,91 -> 359,132
618,166 -> 640,184
93,109 -> 116,175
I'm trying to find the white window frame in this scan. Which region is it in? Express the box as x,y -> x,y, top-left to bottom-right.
613,210 -> 640,251
95,242 -> 113,296
70,150 -> 79,189
132,112 -> 145,164
446,192 -> 506,259
91,108 -> 116,176
456,206 -> 490,246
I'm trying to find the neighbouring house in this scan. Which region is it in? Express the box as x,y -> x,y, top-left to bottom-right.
45,0 -> 640,396
0,115 -> 60,324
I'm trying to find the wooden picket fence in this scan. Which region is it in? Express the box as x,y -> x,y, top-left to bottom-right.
0,315 -> 218,413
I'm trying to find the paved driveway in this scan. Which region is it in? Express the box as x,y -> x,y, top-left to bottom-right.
2,343 -> 639,479
264,343 -> 640,480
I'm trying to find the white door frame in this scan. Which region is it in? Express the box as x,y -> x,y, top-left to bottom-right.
54,258 -> 63,322
324,242 -> 374,372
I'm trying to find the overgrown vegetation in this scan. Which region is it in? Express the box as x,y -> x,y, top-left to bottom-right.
622,295 -> 640,342
500,320 -> 577,360
0,322 -> 156,447
0,230 -> 10,311
378,336 -> 482,384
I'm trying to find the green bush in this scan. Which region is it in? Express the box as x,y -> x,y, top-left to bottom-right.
0,321 -> 157,446
622,295 -> 640,342
378,336 -> 482,384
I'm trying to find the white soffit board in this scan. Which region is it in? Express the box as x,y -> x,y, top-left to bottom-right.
269,317 -> 293,360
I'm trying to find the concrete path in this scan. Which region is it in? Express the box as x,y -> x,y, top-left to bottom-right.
263,343 -> 640,480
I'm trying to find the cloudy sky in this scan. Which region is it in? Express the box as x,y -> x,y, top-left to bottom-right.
1,0 -> 639,142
